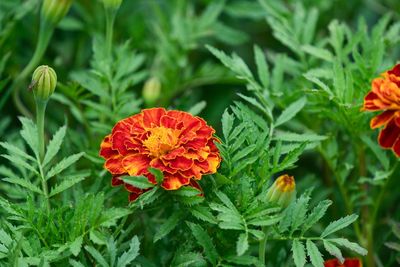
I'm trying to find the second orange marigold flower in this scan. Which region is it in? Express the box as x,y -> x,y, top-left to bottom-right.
363,63 -> 400,157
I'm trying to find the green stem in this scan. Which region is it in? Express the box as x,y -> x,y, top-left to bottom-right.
366,162 -> 399,267
259,227 -> 267,264
105,7 -> 116,59
35,98 -> 50,213
12,21 -> 54,117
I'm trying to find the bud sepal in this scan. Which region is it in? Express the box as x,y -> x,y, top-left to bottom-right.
31,65 -> 57,102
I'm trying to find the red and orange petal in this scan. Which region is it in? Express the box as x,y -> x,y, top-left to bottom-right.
363,63 -> 400,157
324,258 -> 362,267
99,108 -> 221,201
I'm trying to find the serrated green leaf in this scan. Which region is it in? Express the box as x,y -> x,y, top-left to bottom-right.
42,126 -> 66,167
321,214 -> 358,238
46,152 -> 84,179
301,45 -> 333,61
171,252 -> 207,267
292,239 -> 306,267
154,212 -> 181,242
232,144 -> 257,162
187,222 -> 218,265
329,238 -> 367,256
69,259 -> 85,267
190,205 -> 218,224
2,177 -> 42,194
0,142 -> 35,162
275,97 -> 307,127
302,200 -> 332,234
173,186 -> 201,197
116,236 -> 140,267
236,233 -> 249,256
89,229 -> 107,245
254,45 -> 270,89
323,240 -> 344,264
274,131 -> 327,142
19,117 -> 38,157
70,236 -> 83,257
290,195 -> 310,234
1,154 -> 38,174
0,229 -> 12,247
85,246 -> 109,267
222,109 -> 234,142
306,240 -> 324,267
122,176 -> 155,189
248,229 -> 265,240
49,174 -> 87,197
99,207 -> 131,227
247,216 -> 281,226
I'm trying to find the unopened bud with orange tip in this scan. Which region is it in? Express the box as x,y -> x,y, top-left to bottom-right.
266,174 -> 296,208
142,77 -> 161,107
31,65 -> 57,102
41,0 -> 73,25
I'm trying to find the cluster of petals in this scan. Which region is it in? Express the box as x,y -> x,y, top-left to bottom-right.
363,63 -> 400,156
324,258 -> 362,267
99,108 -> 221,201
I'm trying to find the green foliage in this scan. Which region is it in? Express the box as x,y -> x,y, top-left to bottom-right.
2,0 -> 400,266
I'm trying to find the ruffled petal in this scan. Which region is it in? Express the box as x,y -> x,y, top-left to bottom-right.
122,154 -> 151,176
142,108 -> 166,128
99,135 -> 117,158
162,174 -> 190,190
105,157 -> 125,175
160,115 -> 179,129
168,156 -> 193,171
363,91 -> 381,111
370,110 -> 395,129
378,119 -> 400,148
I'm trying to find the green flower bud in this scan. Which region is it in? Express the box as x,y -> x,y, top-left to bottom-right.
41,0 -> 73,25
31,65 -> 57,101
142,77 -> 161,106
266,174 -> 296,208
102,0 -> 123,10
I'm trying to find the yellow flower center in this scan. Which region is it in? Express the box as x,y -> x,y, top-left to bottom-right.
143,127 -> 181,158
275,174 -> 295,192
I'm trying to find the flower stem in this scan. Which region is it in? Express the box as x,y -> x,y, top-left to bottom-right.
35,98 -> 50,213
366,162 -> 399,267
105,7 -> 116,59
259,227 -> 267,264
12,21 -> 54,117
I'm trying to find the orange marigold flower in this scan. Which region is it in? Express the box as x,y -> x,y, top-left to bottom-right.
363,63 -> 400,157
324,258 -> 362,267
99,108 -> 221,201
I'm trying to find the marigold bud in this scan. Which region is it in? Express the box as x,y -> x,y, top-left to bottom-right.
102,0 -> 123,9
41,0 -> 73,25
31,65 -> 57,101
142,77 -> 161,106
266,174 -> 296,208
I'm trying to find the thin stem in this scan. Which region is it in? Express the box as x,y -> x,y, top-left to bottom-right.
259,227 -> 267,264
105,8 -> 116,59
12,22 -> 54,117
35,98 -> 50,213
366,162 -> 399,267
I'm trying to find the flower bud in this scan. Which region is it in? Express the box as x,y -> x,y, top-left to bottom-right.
266,174 -> 296,208
31,65 -> 57,101
142,77 -> 161,106
102,0 -> 123,10
41,0 -> 73,25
